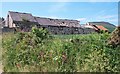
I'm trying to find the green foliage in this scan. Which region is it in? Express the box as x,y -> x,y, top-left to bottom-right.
2,30 -> 120,72
31,27 -> 50,44
22,17 -> 29,22
92,23 -> 116,32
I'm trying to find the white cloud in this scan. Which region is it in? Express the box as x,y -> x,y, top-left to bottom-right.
48,2 -> 68,13
108,19 -> 118,25
98,15 -> 117,19
102,15 -> 117,19
40,15 -> 67,19
47,16 -> 62,19
76,18 -> 87,21
92,14 -> 117,22
48,0 -> 71,13
91,8 -> 118,25
94,10 -> 106,16
109,19 -> 118,22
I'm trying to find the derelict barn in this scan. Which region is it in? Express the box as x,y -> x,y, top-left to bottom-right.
5,11 -> 95,34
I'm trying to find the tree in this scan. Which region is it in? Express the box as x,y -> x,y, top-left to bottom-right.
2,17 -> 4,21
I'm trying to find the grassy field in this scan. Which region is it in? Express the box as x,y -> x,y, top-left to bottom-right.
0,33 -> 2,72
2,29 -> 120,72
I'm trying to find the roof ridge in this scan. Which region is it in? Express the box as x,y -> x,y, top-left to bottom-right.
9,11 -> 32,15
8,11 -> 79,22
34,16 -> 79,22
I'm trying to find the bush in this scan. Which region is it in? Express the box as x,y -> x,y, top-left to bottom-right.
3,27 -> 52,72
2,30 -> 120,72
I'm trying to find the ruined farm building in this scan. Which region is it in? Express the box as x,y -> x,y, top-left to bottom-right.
5,11 -> 95,34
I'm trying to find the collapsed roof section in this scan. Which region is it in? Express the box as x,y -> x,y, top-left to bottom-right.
8,11 -> 81,27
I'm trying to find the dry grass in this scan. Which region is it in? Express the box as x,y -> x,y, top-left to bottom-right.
0,32 -> 14,72
0,32 -> 2,72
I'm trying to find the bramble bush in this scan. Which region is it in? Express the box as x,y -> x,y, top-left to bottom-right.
2,27 -> 120,72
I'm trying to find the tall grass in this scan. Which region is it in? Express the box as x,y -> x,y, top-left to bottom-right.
2,28 -> 120,72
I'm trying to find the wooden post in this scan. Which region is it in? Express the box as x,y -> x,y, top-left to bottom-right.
107,26 -> 120,47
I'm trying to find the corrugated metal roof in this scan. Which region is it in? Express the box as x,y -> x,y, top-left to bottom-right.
95,25 -> 108,31
9,11 -> 22,21
9,11 -> 37,23
84,25 -> 98,30
8,11 -> 81,27
35,17 -> 58,26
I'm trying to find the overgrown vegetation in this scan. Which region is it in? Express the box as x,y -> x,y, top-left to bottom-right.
2,27 -> 120,72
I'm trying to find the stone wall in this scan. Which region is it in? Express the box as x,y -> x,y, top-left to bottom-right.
2,27 -> 15,33
83,28 -> 96,34
1,25 -> 96,34
44,26 -> 96,35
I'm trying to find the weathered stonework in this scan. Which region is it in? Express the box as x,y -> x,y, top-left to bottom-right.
4,11 -> 96,34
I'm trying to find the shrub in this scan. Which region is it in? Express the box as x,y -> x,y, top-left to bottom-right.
2,30 -> 120,72
3,27 -> 52,72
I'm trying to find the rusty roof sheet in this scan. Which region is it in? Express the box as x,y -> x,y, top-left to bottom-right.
95,25 -> 108,31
